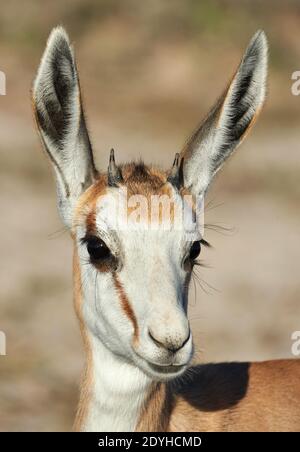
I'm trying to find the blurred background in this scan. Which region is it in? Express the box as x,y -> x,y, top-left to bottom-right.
0,0 -> 300,431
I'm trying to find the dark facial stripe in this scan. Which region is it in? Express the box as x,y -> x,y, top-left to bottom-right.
112,273 -> 139,343
86,208 -> 97,236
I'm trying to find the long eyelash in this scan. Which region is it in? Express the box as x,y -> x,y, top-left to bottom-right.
200,238 -> 212,248
193,259 -> 211,269
80,236 -> 89,245
80,234 -> 96,245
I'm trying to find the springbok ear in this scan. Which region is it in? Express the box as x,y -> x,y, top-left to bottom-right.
32,26 -> 97,228
181,30 -> 268,196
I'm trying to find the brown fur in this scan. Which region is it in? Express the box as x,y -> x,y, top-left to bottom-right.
121,162 -> 167,197
136,360 -> 300,432
112,273 -> 139,343
74,173 -> 108,230
136,383 -> 174,432
76,163 -> 178,231
123,163 -> 177,224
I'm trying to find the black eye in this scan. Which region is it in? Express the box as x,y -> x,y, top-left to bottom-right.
189,241 -> 201,260
86,237 -> 111,261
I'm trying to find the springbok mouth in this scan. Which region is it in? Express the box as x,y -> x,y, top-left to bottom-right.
133,350 -> 188,375
147,362 -> 187,374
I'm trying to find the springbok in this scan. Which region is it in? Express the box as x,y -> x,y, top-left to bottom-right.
32,27 -> 300,432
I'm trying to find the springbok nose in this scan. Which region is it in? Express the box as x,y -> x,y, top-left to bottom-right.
148,328 -> 191,353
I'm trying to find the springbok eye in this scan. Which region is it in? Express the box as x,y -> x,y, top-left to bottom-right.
86,236 -> 111,261
189,241 -> 201,260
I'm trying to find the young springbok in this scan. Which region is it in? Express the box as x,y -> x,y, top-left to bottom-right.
33,27 -> 300,432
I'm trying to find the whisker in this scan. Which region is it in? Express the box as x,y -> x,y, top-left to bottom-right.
204,223 -> 235,235
193,259 -> 212,269
47,226 -> 69,240
204,198 -> 225,212
192,267 -> 219,295
95,269 -> 101,317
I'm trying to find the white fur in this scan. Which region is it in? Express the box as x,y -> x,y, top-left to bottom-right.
82,334 -> 150,432
77,186 -> 195,379
76,187 -> 196,431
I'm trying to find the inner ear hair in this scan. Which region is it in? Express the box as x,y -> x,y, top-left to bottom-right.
180,30 -> 268,196
32,26 -> 97,228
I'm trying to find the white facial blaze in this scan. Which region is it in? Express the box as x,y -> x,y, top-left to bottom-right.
76,184 -> 198,380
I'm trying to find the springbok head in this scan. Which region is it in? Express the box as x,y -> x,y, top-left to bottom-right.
33,27 -> 267,381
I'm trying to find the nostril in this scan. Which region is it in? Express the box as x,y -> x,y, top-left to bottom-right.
148,329 -> 165,348
179,329 -> 191,350
148,329 -> 191,353
167,329 -> 191,353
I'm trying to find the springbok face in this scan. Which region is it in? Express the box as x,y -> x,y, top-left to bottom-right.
33,27 -> 267,380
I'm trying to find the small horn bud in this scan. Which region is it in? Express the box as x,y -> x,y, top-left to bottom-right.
108,148 -> 123,187
167,153 -> 184,189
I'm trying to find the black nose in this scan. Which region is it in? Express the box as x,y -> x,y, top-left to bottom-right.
148,329 -> 191,353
